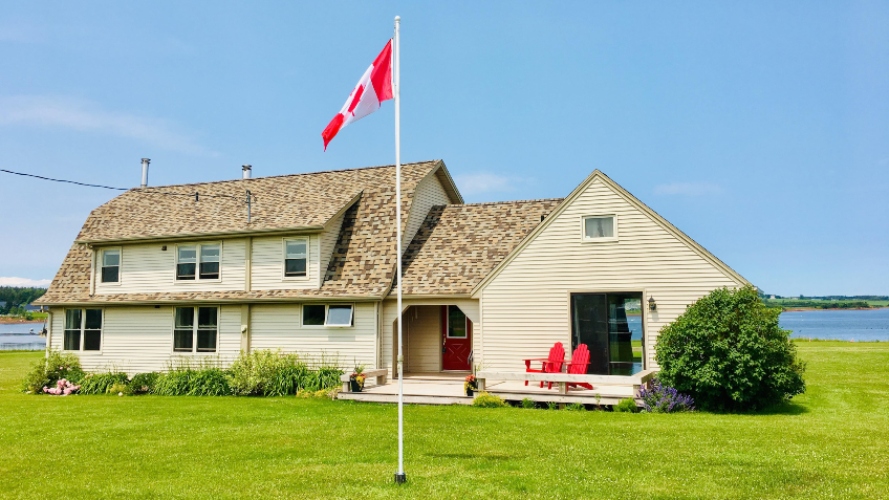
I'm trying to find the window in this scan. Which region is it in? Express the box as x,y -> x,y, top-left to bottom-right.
302,304 -> 353,327
583,215 -> 616,240
64,308 -> 102,351
447,305 -> 467,338
174,306 -> 218,353
101,249 -> 120,283
284,239 -> 308,278
176,243 -> 221,281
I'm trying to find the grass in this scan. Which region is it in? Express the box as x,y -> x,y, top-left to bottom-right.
1,343 -> 888,499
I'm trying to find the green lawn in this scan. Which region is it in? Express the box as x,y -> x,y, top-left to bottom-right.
2,344 -> 888,499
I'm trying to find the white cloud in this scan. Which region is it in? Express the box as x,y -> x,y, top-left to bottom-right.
453,172 -> 524,196
0,277 -> 51,287
654,182 -> 723,197
0,95 -> 216,156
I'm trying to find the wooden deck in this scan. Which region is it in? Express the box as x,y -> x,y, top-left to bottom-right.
336,371 -> 655,406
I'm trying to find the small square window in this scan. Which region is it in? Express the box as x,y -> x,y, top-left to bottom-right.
303,305 -> 326,326
326,305 -> 353,326
583,216 -> 616,240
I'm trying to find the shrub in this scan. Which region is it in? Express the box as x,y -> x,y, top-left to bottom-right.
472,392 -> 507,408
565,402 -> 586,411
520,398 -> 536,409
79,372 -> 129,395
656,286 -> 806,412
229,350 -> 311,396
109,382 -> 131,396
638,380 -> 695,413
129,372 -> 159,394
615,397 -> 639,413
155,366 -> 231,396
21,351 -> 84,394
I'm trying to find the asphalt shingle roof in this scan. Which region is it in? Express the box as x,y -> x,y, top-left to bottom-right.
399,199 -> 563,295
37,161 -> 442,305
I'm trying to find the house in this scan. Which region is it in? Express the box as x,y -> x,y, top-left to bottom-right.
35,160 -> 748,379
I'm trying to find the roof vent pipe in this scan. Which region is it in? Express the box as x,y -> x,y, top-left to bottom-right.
242,164 -> 252,179
140,158 -> 150,188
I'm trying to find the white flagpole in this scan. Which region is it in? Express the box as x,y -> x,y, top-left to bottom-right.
393,15 -> 406,485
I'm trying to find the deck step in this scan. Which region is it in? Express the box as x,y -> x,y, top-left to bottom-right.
337,392 -> 473,405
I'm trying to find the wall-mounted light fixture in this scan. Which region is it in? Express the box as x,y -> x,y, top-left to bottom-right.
648,296 -> 657,312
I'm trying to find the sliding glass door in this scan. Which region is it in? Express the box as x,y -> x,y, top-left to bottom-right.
570,292 -> 644,375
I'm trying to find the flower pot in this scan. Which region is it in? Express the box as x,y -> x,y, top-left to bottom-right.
466,387 -> 475,397
350,380 -> 363,392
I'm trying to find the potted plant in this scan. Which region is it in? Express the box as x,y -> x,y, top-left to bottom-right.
464,374 -> 477,397
349,366 -> 366,392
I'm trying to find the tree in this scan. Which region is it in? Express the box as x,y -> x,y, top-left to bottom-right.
655,286 -> 806,412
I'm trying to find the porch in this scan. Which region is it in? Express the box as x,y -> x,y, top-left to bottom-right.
336,370 -> 656,406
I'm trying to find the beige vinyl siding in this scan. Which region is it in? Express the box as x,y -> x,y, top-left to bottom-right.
403,306 -> 441,373
251,234 -> 322,290
53,305 -> 240,374
94,240 -> 247,294
480,177 -> 743,371
319,212 -> 346,278
249,302 -> 376,370
381,298 -> 479,376
403,173 -> 451,248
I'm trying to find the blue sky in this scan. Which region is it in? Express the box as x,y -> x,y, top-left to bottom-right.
1,2 -> 887,295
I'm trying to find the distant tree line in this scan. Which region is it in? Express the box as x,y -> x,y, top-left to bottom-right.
0,287 -> 46,315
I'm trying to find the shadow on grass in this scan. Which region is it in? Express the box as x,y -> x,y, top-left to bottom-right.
425,452 -> 518,461
750,400 -> 809,415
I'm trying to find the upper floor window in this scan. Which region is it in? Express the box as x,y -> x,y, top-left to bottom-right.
302,304 -> 353,327
64,308 -> 102,351
174,306 -> 218,353
101,249 -> 120,283
582,215 -> 617,241
176,243 -> 221,281
284,238 -> 308,278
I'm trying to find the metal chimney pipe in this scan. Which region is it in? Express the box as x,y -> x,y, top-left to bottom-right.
141,158 -> 150,188
242,164 -> 252,179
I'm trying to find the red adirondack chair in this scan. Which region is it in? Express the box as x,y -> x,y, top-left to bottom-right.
554,344 -> 593,390
524,342 -> 565,387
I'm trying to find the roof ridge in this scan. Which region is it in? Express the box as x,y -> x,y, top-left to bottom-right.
445,198 -> 564,208
130,159 -> 441,192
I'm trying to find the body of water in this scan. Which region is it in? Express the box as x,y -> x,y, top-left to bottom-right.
781,308 -> 889,341
0,322 -> 47,351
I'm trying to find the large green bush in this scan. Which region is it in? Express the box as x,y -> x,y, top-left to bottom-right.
228,350 -> 311,396
21,351 -> 84,393
655,286 -> 806,412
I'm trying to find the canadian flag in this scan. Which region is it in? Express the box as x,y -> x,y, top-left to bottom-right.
322,40 -> 393,150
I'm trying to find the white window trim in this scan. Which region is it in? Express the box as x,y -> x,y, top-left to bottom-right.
445,305 -> 469,339
99,247 -> 122,286
62,308 -> 103,354
282,237 -> 310,281
171,306 -> 220,354
581,215 -> 619,243
174,242 -> 223,283
301,304 -> 354,328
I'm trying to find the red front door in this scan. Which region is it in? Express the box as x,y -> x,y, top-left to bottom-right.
442,305 -> 472,371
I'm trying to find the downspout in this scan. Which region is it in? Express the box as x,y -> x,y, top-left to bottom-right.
45,310 -> 53,360
88,245 -> 96,296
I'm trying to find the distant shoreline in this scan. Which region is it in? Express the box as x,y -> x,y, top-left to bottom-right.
780,307 -> 883,312
0,318 -> 43,324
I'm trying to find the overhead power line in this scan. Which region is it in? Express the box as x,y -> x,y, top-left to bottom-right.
0,168 -> 249,202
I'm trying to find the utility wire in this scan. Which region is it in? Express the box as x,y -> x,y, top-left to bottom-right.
1,168 -> 127,191
1,168 -> 250,202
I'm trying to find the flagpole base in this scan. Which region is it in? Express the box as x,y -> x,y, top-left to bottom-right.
394,472 -> 407,484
